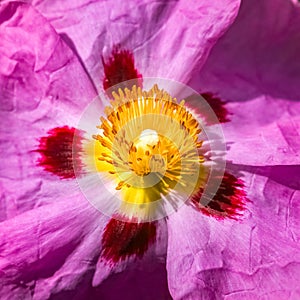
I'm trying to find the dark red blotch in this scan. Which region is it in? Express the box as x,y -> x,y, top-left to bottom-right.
192,172 -> 248,220
102,46 -> 143,95
101,217 -> 156,263
36,126 -> 83,179
201,93 -> 230,123
185,93 -> 229,124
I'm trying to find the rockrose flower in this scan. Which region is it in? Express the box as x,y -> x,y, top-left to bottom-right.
0,0 -> 300,299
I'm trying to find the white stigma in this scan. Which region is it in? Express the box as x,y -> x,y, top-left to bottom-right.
136,129 -> 159,148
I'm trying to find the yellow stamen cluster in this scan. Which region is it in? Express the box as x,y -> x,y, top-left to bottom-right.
93,84 -> 204,206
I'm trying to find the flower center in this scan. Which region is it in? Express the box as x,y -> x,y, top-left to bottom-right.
128,129 -> 164,177
93,84 -> 205,213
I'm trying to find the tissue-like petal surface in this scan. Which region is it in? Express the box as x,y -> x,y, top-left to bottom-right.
167,172 -> 300,299
0,2 -> 97,220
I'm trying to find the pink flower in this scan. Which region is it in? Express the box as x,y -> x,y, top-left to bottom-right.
0,1 -> 299,299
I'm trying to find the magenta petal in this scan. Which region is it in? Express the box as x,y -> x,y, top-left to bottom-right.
134,0 -> 241,82
0,2 -> 98,219
100,218 -> 157,263
224,97 -> 300,166
92,220 -> 171,299
93,220 -> 168,283
190,0 -> 300,101
29,0 -> 241,85
0,193 -> 171,299
0,2 -> 97,114
0,195 -> 106,298
93,261 -> 172,300
29,0 -> 178,86
166,172 -> 300,299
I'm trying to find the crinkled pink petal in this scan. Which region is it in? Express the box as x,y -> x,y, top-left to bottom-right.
189,0 -> 300,102
0,2 -> 98,220
0,194 -> 107,299
93,260 -> 172,300
0,1 -> 186,298
26,0 -> 178,87
133,0 -> 241,83
185,0 -> 300,167
224,97 -> 300,165
0,189 -> 170,299
166,172 -> 300,299
27,0 -> 241,86
2,1 -> 299,299
92,220 -> 171,299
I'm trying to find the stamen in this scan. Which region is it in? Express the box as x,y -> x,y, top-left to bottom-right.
94,85 -> 204,200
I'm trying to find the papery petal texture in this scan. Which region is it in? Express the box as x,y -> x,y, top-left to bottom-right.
2,0 -> 299,299
27,0 -> 241,86
186,0 -> 300,166
0,188 -> 170,299
92,220 -> 171,300
190,0 -> 300,101
92,261 -> 172,300
133,0 -> 241,83
0,2 -> 97,220
224,98 -> 300,166
0,194 -> 105,299
0,2 -> 173,298
25,0 -> 178,87
166,172 -> 300,300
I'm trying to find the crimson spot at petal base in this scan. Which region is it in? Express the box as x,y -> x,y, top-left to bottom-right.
201,93 -> 230,123
36,126 -> 83,179
101,218 -> 156,263
102,46 -> 143,94
185,93 -> 229,124
192,172 -> 248,220
201,93 -> 229,123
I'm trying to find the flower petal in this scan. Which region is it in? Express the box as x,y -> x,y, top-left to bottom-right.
36,126 -> 85,179
190,0 -> 300,101
224,97 -> 300,166
134,0 -> 241,82
93,260 -> 172,300
166,171 -> 300,299
0,195 -> 106,298
0,189 -> 171,298
29,0 -> 241,86
191,172 -> 248,220
102,46 -> 143,94
100,218 -> 157,263
28,0 -> 178,87
0,2 -> 97,219
92,220 -> 171,299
